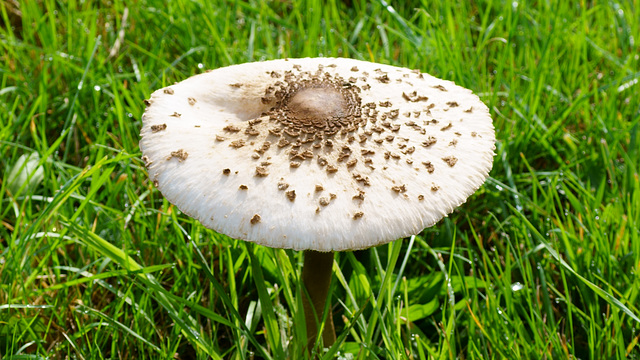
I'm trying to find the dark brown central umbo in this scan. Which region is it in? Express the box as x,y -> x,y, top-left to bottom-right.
287,87 -> 347,123
266,75 -> 365,137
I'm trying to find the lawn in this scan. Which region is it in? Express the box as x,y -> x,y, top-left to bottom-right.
1,0 -> 639,359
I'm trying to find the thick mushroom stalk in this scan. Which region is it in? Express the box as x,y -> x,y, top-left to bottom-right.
302,250 -> 336,347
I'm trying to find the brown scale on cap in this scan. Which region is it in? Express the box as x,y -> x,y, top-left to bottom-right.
353,211 -> 364,220
337,152 -> 350,162
239,184 -> 248,190
371,125 -> 384,133
151,124 -> 167,132
255,166 -> 269,177
255,141 -> 271,155
167,149 -> 188,161
353,174 -> 370,186
431,183 -> 440,191
402,91 -> 428,102
375,74 -> 390,83
319,197 -> 330,206
277,138 -> 290,147
250,214 -> 261,224
422,136 -> 437,147
142,156 -> 152,168
277,181 -> 289,190
163,88 -> 174,95
170,112 -> 181,118
188,97 -> 197,106
442,156 -> 458,167
229,139 -> 246,148
223,125 -> 241,132
391,184 -> 407,193
245,127 -> 260,136
422,161 -> 435,173
315,184 -> 324,192
286,190 -> 296,202
441,123 -> 453,131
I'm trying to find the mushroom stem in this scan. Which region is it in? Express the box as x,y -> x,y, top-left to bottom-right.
302,250 -> 336,348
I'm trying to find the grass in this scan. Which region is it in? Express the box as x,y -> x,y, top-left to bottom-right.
1,0 -> 639,358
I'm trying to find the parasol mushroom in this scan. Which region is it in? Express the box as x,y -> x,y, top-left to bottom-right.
139,58 -> 495,349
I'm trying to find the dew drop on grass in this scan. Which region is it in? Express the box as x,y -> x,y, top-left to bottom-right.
197,63 -> 204,69
511,282 -> 523,292
495,185 -> 503,191
94,85 -> 101,92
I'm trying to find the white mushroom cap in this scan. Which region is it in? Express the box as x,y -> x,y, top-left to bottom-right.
140,58 -> 495,252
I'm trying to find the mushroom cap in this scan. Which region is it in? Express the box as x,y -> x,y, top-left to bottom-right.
140,58 -> 495,252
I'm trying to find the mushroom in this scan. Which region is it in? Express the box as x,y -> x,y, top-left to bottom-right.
139,58 -> 495,349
